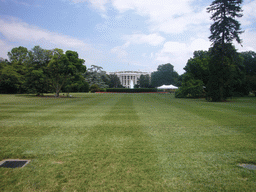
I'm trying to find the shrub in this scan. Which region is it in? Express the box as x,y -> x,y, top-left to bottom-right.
90,84 -> 100,93
175,79 -> 204,98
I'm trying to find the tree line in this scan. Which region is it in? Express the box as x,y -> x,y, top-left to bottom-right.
0,47 -> 181,95
176,49 -> 256,98
176,0 -> 256,101
0,46 -> 136,95
0,46 -> 88,96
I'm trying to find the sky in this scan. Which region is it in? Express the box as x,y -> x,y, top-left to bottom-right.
0,0 -> 255,75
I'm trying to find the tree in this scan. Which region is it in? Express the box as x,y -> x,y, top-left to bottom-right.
207,0 -> 244,101
84,65 -> 109,88
63,74 -> 89,93
240,51 -> 256,95
47,49 -> 86,97
151,63 -> 179,87
240,51 -> 256,76
108,74 -> 122,88
90,84 -> 100,93
138,74 -> 150,88
0,61 -> 22,93
183,50 -> 210,86
25,46 -> 52,95
1,46 -> 87,95
207,0 -> 243,45
175,75 -> 204,98
206,43 -> 243,101
7,46 -> 30,93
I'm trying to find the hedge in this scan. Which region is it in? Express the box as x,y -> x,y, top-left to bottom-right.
106,88 -> 157,93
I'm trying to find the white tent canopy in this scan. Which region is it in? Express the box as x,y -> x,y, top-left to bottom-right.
157,84 -> 178,89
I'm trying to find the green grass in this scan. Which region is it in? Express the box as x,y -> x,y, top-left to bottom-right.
0,93 -> 255,191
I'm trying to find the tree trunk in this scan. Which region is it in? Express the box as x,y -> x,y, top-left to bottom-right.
55,84 -> 59,97
56,89 -> 59,97
219,83 -> 224,101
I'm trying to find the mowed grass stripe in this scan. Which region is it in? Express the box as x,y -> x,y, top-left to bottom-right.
1,94 -> 255,191
1,94 -> 125,191
70,94 -> 166,191
133,94 -> 256,191
0,94 -> 113,158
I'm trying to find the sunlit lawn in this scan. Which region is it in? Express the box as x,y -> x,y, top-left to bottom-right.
0,93 -> 255,191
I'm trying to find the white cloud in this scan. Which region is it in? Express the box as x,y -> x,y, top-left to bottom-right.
89,0 -> 109,12
111,0 -> 192,16
124,33 -> 165,46
156,38 -> 211,74
0,17 -> 90,49
240,0 -> 256,25
234,29 -> 256,52
0,39 -> 12,59
69,0 -> 210,34
110,42 -> 130,58
111,33 -> 165,60
111,0 -> 210,34
71,0 -> 109,13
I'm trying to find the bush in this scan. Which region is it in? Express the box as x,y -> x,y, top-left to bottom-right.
175,79 -> 204,98
90,84 -> 100,93
99,88 -> 106,92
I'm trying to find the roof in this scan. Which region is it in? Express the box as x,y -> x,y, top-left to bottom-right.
157,84 -> 178,89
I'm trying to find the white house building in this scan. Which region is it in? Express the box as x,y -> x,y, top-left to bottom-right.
107,71 -> 150,88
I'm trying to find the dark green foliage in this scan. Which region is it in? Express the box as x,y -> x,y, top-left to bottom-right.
6,46 -> 30,93
206,0 -> 244,101
246,76 -> 256,96
138,74 -> 151,88
151,63 -> 179,87
207,0 -> 244,45
63,74 -> 89,93
108,74 -> 122,88
90,84 -> 100,93
0,62 -> 22,93
177,51 -> 209,98
240,51 -> 256,75
175,75 -> 204,98
240,51 -> 256,95
84,65 -> 109,88
106,88 -> 157,93
207,43 -> 243,101
0,46 -> 87,95
134,84 -> 139,88
25,46 -> 52,95
180,47 -> 247,99
47,49 -> 86,97
184,51 -> 210,86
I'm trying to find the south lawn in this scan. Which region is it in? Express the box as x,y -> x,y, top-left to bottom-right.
0,93 -> 255,191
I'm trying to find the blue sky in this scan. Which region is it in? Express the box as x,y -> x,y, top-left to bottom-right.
0,0 -> 255,74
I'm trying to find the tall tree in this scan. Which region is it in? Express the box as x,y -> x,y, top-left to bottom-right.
47,49 -> 86,97
84,65 -> 109,88
183,50 -> 210,86
207,0 -> 243,46
138,74 -> 150,88
151,63 -> 178,87
108,74 -> 121,88
207,0 -> 243,101
7,46 -> 30,93
25,46 -> 52,95
0,60 -> 22,93
240,51 -> 256,95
